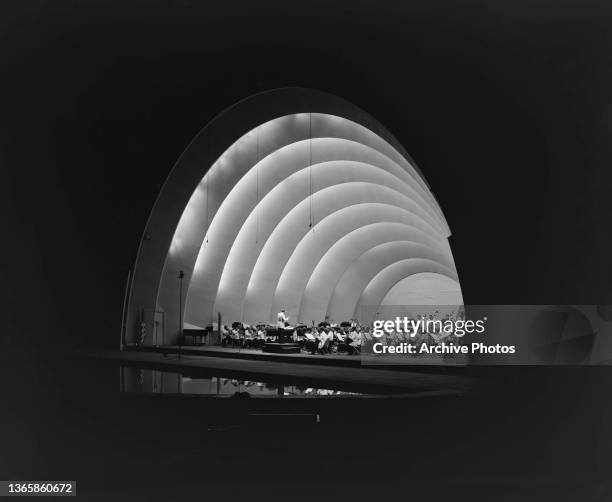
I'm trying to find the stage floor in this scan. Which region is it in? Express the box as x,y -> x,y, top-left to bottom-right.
142,344 -> 364,366
131,343 -> 468,369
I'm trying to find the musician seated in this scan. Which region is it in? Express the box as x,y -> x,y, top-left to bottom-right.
294,329 -> 306,349
244,327 -> 255,348
361,329 -> 373,348
316,328 -> 333,354
221,325 -> 232,346
255,327 -> 266,349
231,327 -> 242,347
335,329 -> 348,352
320,328 -> 332,353
346,328 -> 362,355
304,329 -> 319,354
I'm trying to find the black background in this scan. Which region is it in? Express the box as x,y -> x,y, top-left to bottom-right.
4,0 -> 612,352
2,1 -> 612,499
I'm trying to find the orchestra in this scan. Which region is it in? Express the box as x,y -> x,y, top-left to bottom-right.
218,309 -> 465,357
222,316 -> 367,355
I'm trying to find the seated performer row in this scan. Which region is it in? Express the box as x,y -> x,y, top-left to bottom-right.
221,325 -> 268,348
220,321 -> 365,355
301,326 -> 363,355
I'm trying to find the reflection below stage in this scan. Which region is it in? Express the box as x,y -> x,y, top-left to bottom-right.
120,366 -> 363,397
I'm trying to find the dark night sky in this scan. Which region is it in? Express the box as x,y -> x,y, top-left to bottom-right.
3,0 -> 612,352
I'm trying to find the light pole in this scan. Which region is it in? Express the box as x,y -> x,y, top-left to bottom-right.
178,270 -> 184,359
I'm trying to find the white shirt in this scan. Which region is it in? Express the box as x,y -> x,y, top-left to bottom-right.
277,311 -> 289,328
350,331 -> 362,346
318,332 -> 330,349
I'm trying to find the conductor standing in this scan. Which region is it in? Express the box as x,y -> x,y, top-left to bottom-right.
277,309 -> 289,328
